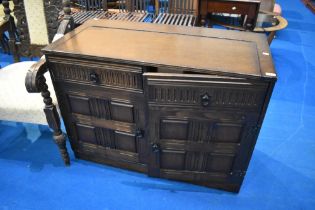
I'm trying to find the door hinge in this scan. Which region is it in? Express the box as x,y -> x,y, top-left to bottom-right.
136,128 -> 144,138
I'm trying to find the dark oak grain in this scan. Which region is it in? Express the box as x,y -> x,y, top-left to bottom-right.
43,20 -> 276,192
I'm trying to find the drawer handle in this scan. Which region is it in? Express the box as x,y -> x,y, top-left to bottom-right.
152,143 -> 160,153
201,93 -> 211,107
89,72 -> 99,83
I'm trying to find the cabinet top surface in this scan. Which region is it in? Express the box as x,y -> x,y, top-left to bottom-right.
43,20 -> 276,79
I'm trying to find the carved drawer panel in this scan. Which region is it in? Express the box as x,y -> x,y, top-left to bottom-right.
49,59 -> 143,92
144,73 -> 268,111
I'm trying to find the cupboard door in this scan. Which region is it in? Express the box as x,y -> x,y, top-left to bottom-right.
54,86 -> 148,167
144,73 -> 262,185
147,109 -> 259,185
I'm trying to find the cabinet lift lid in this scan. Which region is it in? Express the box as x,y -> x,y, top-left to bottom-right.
43,20 -> 277,80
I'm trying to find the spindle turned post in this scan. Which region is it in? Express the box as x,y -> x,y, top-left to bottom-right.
2,0 -> 19,62
25,60 -> 71,166
41,78 -> 70,165
62,0 -> 75,31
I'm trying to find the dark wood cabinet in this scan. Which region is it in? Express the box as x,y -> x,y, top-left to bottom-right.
43,20 -> 277,192
199,0 -> 261,30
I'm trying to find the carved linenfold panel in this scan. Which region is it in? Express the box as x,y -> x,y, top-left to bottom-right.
148,85 -> 266,109
90,98 -> 111,120
185,152 -> 206,171
95,127 -> 115,148
50,62 -> 143,90
66,92 -> 140,123
157,116 -> 241,173
76,124 -> 139,153
188,121 -> 213,143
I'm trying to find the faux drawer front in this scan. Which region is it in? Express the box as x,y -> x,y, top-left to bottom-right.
49,59 -> 143,92
144,73 -> 268,111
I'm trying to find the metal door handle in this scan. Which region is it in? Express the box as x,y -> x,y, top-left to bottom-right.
201,93 -> 211,107
90,72 -> 99,83
151,143 -> 160,153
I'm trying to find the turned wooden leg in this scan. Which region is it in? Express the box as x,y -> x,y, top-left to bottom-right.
40,75 -> 70,165
53,130 -> 70,165
3,0 -> 20,62
25,13 -> 76,165
62,0 -> 75,32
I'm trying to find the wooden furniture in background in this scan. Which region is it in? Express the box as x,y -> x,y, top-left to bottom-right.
71,0 -> 153,26
256,0 -> 275,26
0,19 -> 10,55
42,20 -> 277,192
199,0 -> 261,30
302,0 -> 315,13
1,0 -> 63,58
108,0 -> 153,22
154,0 -> 199,26
1,0 -> 19,62
71,0 -> 112,26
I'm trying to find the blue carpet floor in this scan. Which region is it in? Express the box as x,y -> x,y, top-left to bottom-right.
1,0 -> 315,209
